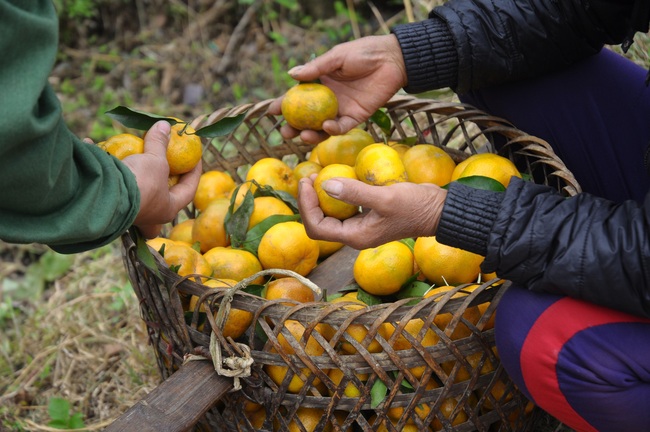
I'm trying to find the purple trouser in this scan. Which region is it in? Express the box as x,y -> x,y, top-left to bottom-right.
459,48 -> 650,431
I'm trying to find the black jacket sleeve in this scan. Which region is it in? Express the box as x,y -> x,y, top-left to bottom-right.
438,179 -> 650,318
393,0 -> 641,93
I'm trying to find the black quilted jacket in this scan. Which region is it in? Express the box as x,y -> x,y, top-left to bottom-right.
392,0 -> 650,317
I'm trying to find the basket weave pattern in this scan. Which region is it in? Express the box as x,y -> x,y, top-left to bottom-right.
121,96 -> 580,432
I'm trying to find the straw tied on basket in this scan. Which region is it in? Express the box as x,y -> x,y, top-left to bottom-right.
118,96 -> 581,431
183,269 -> 322,391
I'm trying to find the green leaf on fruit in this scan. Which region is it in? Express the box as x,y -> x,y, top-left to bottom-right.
445,175 -> 506,192
105,106 -> 180,130
370,379 -> 388,409
369,109 -> 392,139
238,213 -> 301,256
194,113 -> 247,138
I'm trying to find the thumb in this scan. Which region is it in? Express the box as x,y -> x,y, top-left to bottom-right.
143,121 -> 171,158
322,177 -> 385,208
288,52 -> 338,82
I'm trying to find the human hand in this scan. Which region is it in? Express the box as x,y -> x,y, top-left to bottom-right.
269,34 -> 407,144
298,175 -> 446,250
121,121 -> 201,238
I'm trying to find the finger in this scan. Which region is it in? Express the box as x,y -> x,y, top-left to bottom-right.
279,123 -> 301,140
288,48 -> 343,82
322,116 -> 364,137
83,137 -> 94,144
320,177 -> 389,209
170,160 -> 202,209
299,129 -> 330,145
137,224 -> 163,239
143,121 -> 171,159
268,96 -> 283,115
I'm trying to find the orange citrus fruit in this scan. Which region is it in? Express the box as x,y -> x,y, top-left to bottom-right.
313,164 -> 359,220
264,319 -> 328,393
167,122 -> 203,175
229,182 -> 253,209
316,239 -> 345,258
388,141 -> 411,158
328,296 -> 387,354
257,221 -> 319,277
293,160 -> 323,181
100,133 -> 144,160
431,395 -> 474,431
193,170 -> 237,212
355,143 -> 408,186
168,219 -> 195,246
285,407 -> 333,432
264,277 -> 316,305
327,368 -> 369,397
188,278 -> 253,339
202,247 -> 265,285
246,157 -> 299,197
315,128 -> 374,167
353,241 -> 414,296
424,285 -> 481,340
146,237 -> 177,255
402,144 -> 456,186
191,198 -> 231,253
281,83 -> 338,131
413,236 -> 484,286
451,153 -> 521,188
153,240 -> 212,279
248,196 -> 294,230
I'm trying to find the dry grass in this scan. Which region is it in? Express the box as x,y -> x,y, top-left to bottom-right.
0,241 -> 159,430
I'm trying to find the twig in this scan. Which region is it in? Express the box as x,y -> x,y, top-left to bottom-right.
368,1 -> 390,35
346,0 -> 361,39
403,0 -> 415,23
215,1 -> 260,75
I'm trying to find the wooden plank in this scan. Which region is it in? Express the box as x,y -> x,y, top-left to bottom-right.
307,245 -> 360,295
105,360 -> 232,432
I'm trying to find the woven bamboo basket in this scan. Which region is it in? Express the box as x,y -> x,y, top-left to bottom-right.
120,95 -> 581,432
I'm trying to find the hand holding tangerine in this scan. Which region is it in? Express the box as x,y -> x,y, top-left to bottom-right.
281,83 -> 338,131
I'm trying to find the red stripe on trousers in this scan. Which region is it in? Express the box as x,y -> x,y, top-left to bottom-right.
520,296 -> 649,432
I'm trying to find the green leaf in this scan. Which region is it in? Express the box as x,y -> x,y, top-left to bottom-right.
251,181 -> 299,213
134,229 -> 163,281
194,113 -> 247,138
356,288 -> 382,306
105,106 -> 180,130
225,185 -> 255,248
370,109 -> 392,139
448,175 -> 506,192
326,292 -> 344,302
239,214 -> 301,255
69,412 -> 85,429
370,379 -> 388,409
400,378 -> 415,391
48,397 -> 70,422
399,136 -> 419,146
399,238 -> 415,252
243,283 -> 265,297
396,281 -> 433,304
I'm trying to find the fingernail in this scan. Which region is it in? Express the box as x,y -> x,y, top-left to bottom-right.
288,65 -> 303,76
322,179 -> 342,197
158,121 -> 171,136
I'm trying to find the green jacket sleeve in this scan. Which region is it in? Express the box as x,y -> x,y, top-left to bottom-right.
0,1 -> 140,254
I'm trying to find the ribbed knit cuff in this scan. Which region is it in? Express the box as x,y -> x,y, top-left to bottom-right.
391,18 -> 458,93
436,182 -> 505,256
